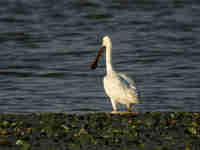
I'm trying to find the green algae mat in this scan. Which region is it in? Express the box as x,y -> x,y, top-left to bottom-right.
0,112 -> 199,150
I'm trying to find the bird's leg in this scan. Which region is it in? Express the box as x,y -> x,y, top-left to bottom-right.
126,104 -> 132,112
110,99 -> 118,111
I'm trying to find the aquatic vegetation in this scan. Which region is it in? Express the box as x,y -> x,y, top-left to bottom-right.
16,139 -> 31,150
0,112 -> 199,150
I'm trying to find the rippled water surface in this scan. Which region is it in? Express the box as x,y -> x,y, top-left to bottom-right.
0,0 -> 200,112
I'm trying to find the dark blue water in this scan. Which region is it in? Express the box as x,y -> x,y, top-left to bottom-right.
0,0 -> 200,112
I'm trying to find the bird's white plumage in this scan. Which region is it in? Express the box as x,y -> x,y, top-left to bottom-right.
91,36 -> 139,112
104,71 -> 138,104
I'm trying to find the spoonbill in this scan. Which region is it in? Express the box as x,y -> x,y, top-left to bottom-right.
90,36 -> 139,112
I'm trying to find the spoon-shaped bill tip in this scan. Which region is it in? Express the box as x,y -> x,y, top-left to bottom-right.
90,60 -> 98,70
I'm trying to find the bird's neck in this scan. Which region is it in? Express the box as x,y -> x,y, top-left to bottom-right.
106,42 -> 113,75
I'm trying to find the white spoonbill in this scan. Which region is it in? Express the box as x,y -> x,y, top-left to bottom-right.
90,36 -> 139,112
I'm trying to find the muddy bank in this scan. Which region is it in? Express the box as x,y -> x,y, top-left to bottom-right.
0,112 -> 199,150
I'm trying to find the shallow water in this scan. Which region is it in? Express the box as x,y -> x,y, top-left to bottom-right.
0,0 -> 200,112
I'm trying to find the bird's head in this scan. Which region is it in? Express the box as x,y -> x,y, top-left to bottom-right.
89,36 -> 111,70
102,36 -> 111,48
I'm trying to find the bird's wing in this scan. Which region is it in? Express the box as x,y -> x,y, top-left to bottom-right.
117,72 -> 136,89
117,72 -> 139,102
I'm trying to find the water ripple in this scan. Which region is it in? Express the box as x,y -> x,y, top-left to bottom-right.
0,0 -> 199,112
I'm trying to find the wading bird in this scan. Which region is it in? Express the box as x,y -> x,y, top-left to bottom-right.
90,36 -> 139,112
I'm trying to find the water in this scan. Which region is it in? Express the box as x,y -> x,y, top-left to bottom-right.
0,0 -> 200,113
